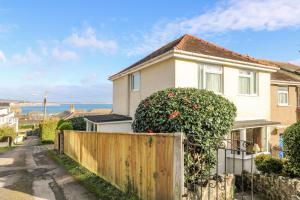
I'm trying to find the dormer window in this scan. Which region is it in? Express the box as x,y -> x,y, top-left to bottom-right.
131,71 -> 140,91
238,70 -> 257,95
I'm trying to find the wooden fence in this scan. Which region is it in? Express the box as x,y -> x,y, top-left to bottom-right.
61,130 -> 184,200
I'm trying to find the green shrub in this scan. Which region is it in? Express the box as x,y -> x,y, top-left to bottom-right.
40,119 -> 58,143
255,154 -> 283,174
68,117 -> 86,131
57,121 -> 73,131
56,117 -> 86,131
132,88 -> 236,184
19,124 -> 34,130
283,121 -> 300,176
0,126 -> 17,140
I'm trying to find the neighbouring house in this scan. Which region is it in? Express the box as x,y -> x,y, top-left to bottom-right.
0,103 -> 19,132
259,60 -> 300,157
86,34 -> 281,173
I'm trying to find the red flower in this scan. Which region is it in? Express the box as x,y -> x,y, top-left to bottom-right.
167,92 -> 175,98
148,129 -> 154,133
169,111 -> 180,119
193,104 -> 200,110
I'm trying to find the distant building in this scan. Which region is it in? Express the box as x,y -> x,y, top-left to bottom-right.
0,103 -> 19,132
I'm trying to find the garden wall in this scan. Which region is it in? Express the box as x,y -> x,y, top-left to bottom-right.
61,130 -> 184,200
243,173 -> 300,200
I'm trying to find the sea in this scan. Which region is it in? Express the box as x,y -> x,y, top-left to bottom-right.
20,104 -> 112,115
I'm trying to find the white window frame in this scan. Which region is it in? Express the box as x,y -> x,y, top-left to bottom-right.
297,87 -> 300,108
131,71 -> 140,91
238,70 -> 258,95
198,64 -> 223,94
278,86 -> 289,106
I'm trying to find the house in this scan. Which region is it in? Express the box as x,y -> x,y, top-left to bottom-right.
86,34 -> 281,172
259,60 -> 300,157
0,103 -> 19,132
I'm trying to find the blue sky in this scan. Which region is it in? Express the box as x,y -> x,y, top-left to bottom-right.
0,0 -> 299,103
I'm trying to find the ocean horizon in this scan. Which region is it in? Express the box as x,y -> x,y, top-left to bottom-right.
20,103 -> 112,115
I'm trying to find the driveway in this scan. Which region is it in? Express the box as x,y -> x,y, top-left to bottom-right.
0,136 -> 97,200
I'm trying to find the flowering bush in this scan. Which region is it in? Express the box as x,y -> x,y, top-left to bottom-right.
132,88 -> 236,183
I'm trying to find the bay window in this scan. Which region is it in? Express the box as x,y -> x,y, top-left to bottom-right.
238,70 -> 257,95
198,64 -> 223,93
278,86 -> 288,106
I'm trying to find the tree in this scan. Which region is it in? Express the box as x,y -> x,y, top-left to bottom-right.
132,88 -> 236,184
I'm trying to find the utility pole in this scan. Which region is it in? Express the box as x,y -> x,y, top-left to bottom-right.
43,91 -> 48,121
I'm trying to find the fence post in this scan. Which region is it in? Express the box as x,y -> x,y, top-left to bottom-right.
59,131 -> 64,155
173,132 -> 184,200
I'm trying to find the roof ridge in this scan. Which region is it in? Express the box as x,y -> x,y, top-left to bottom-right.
177,34 -> 259,63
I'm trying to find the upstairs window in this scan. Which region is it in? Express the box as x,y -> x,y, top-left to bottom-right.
238,70 -> 257,95
278,86 -> 288,106
198,64 -> 223,93
131,71 -> 140,91
298,87 -> 300,107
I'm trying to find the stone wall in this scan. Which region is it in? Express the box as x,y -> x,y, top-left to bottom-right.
243,173 -> 300,200
185,174 -> 235,200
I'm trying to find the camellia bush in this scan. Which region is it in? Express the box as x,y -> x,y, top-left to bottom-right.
283,121 -> 300,176
132,88 -> 236,185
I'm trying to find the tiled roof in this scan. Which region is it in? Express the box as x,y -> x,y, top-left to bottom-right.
110,34 -> 267,79
85,114 -> 132,123
271,70 -> 300,82
259,59 -> 300,74
260,59 -> 300,83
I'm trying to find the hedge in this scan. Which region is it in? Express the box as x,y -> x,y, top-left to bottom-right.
283,120 -> 300,176
0,126 -> 17,141
40,119 -> 59,143
132,88 -> 236,184
255,154 -> 283,174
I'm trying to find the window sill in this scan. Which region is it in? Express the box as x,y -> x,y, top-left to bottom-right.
226,151 -> 270,160
131,89 -> 140,92
277,104 -> 289,107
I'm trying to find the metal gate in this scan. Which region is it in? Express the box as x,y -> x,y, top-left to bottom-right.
184,133 -> 255,200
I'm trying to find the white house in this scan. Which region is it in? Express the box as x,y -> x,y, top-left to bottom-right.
0,103 -> 19,132
86,34 -> 280,173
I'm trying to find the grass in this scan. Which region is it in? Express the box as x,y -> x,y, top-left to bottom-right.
48,150 -> 139,200
0,146 -> 14,153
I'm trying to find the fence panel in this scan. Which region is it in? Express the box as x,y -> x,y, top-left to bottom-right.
63,130 -> 183,200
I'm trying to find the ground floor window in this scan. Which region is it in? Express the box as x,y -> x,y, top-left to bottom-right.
230,127 -> 267,156
230,130 -> 241,155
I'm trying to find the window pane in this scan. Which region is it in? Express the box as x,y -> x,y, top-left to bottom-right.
246,127 -> 264,155
231,130 -> 241,155
132,72 -> 140,90
239,77 -> 250,94
278,93 -> 288,104
206,73 -> 222,93
278,86 -> 288,92
206,65 -> 222,73
198,65 -> 204,89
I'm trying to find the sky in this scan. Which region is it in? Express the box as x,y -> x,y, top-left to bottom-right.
0,0 -> 300,103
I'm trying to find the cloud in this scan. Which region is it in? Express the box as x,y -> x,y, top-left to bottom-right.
52,48 -> 78,61
11,48 -> 42,65
64,27 -> 118,53
80,73 -> 98,84
128,0 -> 300,55
0,83 -> 112,103
290,59 -> 300,66
0,50 -> 6,62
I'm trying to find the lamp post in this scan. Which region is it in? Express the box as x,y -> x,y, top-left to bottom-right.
43,91 -> 48,121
